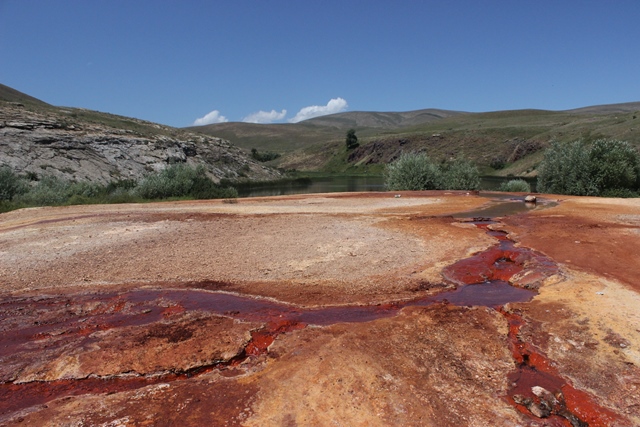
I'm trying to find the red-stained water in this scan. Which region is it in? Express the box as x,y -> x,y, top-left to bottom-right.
442,227 -> 558,287
431,280 -> 535,307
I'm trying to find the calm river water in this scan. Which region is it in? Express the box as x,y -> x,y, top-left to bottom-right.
236,175 -> 536,198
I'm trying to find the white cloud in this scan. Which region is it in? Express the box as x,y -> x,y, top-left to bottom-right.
288,97 -> 348,123
242,109 -> 287,124
193,110 -> 228,126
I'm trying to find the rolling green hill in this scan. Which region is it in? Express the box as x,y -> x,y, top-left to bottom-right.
184,109 -> 466,155
188,103 -> 640,176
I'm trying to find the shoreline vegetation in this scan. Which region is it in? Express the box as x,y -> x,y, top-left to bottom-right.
1,138 -> 638,213
0,164 -> 238,213
0,167 -> 533,213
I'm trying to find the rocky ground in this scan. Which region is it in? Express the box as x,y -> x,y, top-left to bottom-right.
0,191 -> 638,426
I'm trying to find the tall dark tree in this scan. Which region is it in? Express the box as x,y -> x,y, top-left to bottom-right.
345,129 -> 359,150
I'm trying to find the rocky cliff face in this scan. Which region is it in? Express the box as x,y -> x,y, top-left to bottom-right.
0,102 -> 281,184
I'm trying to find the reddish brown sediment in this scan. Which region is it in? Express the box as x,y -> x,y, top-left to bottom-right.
0,214 -> 104,232
0,376 -> 173,417
500,197 -> 640,293
243,320 -> 306,358
1,193 -> 638,425
0,211 -> 542,419
0,277 -> 535,416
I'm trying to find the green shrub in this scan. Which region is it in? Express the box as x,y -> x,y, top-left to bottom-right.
537,140 -> 596,195
600,188 -> 639,198
251,149 -> 281,162
15,176 -> 71,206
490,156 -> 506,170
106,179 -> 137,193
135,164 -> 202,199
0,164 -> 241,211
538,139 -> 640,196
384,153 -> 480,191
190,175 -> 238,199
588,139 -> 640,194
15,176 -> 105,206
103,187 -> 141,204
440,158 -> 480,190
384,153 -> 441,191
135,163 -> 237,200
499,179 -> 532,193
0,167 -> 26,201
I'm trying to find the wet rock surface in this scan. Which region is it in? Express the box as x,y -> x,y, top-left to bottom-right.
1,192 -> 639,426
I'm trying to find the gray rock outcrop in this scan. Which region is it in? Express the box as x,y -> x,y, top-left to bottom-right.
0,103 -> 281,184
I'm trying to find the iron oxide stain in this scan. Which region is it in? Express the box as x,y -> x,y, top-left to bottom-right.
0,197 -> 627,425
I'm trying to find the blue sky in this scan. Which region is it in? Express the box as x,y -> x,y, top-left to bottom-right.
1,1 -> 639,127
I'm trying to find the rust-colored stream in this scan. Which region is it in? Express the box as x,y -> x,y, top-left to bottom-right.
0,200 -> 624,425
502,309 -> 624,426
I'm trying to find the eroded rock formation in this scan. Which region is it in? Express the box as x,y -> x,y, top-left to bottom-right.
0,102 -> 281,183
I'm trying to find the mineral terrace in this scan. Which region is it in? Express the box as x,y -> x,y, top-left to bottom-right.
0,191 -> 638,426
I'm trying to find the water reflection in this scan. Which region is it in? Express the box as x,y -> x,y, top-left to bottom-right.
236,175 -> 386,198
236,175 -> 536,198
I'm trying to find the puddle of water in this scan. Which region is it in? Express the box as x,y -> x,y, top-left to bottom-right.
453,193 -> 556,220
431,281 -> 535,307
455,201 -> 535,219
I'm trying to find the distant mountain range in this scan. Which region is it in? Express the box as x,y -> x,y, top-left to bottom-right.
3,82 -> 639,179
188,100 -> 640,176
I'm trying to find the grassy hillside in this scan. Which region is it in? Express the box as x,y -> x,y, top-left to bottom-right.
0,83 -> 51,107
0,83 -> 207,139
189,104 -> 640,176
186,109 -> 467,154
